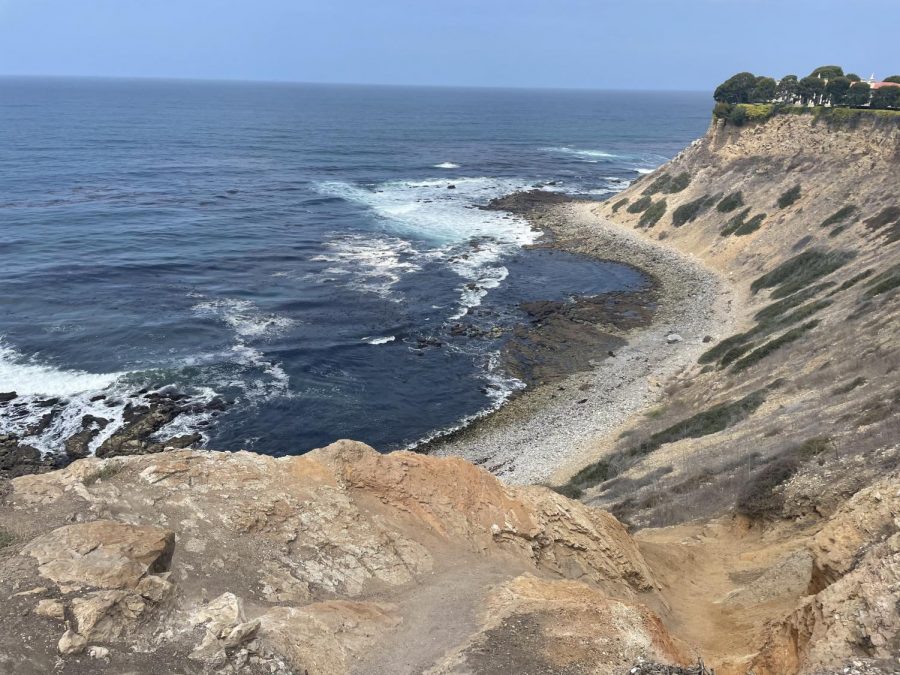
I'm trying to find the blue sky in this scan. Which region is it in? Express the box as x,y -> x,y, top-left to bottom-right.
1,0 -> 897,90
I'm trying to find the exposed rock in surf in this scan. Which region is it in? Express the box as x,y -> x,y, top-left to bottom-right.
0,436 -> 56,478
503,290 -> 656,386
482,189 -> 577,215
0,392 -> 17,403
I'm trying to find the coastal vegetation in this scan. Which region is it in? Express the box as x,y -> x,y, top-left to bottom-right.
750,248 -> 856,297
612,197 -> 629,213
714,65 -> 900,109
820,205 -> 857,229
711,65 -> 900,128
558,385 -> 776,498
716,191 -> 743,213
776,185 -> 801,209
642,171 -> 692,196
626,195 -> 653,213
639,199 -> 667,228
720,209 -> 766,237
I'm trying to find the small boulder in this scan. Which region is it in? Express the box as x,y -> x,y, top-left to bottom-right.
34,599 -> 66,621
666,333 -> 683,344
88,645 -> 110,659
22,520 -> 175,591
58,629 -> 87,655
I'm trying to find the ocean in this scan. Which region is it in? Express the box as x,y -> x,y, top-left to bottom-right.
0,78 -> 710,458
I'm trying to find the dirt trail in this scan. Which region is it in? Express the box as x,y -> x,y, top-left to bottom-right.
638,519 -> 818,673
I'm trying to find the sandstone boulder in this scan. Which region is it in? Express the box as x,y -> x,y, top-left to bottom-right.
22,520 -> 174,591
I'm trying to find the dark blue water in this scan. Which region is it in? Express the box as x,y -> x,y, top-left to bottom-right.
0,78 -> 710,456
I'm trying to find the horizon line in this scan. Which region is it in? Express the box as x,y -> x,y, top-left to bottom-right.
0,72 -> 712,94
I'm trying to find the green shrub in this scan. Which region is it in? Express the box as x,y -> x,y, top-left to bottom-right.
611,197 -> 629,213
777,185 -> 802,208
828,270 -> 873,295
718,342 -> 757,367
793,436 -> 833,459
754,282 -> 833,322
82,462 -> 122,486
750,249 -> 856,298
627,195 -> 653,214
734,213 -> 766,236
639,199 -> 667,228
666,172 -> 692,193
737,103 -> 775,121
728,105 -> 748,126
713,101 -> 733,120
672,195 -> 709,227
717,192 -> 744,213
770,299 -> 831,329
736,457 -> 799,518
720,208 -> 751,236
731,320 -> 820,372
820,205 -> 857,229
864,206 -> 900,244
698,330 -> 755,364
0,529 -> 13,549
559,387 -> 771,496
642,174 -> 672,196
864,263 -> 900,297
624,389 -> 769,461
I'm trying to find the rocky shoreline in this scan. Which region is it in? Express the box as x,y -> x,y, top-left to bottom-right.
0,391 -> 221,479
425,193 -> 737,486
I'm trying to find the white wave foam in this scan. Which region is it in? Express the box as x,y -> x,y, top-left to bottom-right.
635,168 -> 655,175
317,177 -> 539,317
192,298 -> 295,338
317,177 -> 537,247
0,341 -> 122,396
363,336 -> 396,345
434,162 -> 460,169
310,234 -> 423,301
542,146 -> 620,160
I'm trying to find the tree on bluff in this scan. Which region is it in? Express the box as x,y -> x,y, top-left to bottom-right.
871,86 -> 900,110
714,72 -> 757,104
825,77 -> 852,106
810,65 -> 844,79
776,75 -> 799,103
884,75 -> 900,84
798,76 -> 825,105
846,81 -> 871,107
846,73 -> 862,82
752,76 -> 777,103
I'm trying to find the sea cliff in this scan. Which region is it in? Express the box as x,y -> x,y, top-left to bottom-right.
1,111 -> 898,674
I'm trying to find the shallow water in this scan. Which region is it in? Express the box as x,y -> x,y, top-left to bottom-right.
0,79 -> 710,456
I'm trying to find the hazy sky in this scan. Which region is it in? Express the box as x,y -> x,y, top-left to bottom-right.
1,0 -> 897,90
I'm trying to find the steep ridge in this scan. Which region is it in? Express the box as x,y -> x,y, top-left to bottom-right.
552,111 -> 900,672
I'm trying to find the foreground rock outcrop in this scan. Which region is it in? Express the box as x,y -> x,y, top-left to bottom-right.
0,442 -> 685,674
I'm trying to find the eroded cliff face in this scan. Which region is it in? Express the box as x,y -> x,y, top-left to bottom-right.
0,442 -> 685,674
562,112 -> 900,673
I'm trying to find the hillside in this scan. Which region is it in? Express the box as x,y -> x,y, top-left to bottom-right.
552,110 -> 900,672
0,111 -> 898,674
